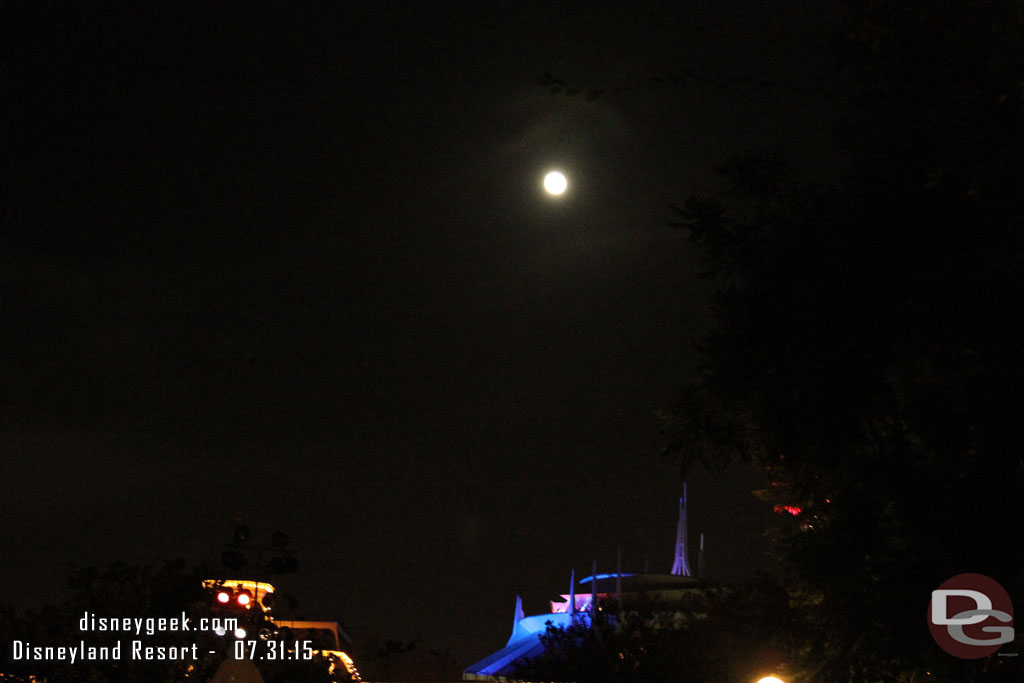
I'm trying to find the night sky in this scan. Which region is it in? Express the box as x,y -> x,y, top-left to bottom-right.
2,1 -> 836,666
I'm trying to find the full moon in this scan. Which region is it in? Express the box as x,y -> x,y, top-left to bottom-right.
543,171 -> 568,195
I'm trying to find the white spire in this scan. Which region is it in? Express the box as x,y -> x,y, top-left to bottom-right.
568,569 -> 575,614
671,483 -> 693,577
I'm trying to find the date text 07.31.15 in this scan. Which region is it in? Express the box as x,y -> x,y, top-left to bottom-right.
233,640 -> 314,661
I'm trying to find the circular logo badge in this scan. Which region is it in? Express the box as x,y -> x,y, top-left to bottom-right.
928,573 -> 1014,659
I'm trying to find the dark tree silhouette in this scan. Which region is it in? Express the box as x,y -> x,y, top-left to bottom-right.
515,578 -> 801,683
666,2 -> 1024,681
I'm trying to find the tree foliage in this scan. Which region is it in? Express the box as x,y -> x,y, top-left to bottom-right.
515,578 -> 801,683
666,2 -> 1024,680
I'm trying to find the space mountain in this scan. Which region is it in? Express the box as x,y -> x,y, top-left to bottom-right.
464,488 -> 709,679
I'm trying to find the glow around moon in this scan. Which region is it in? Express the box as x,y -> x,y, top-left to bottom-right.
543,171 -> 568,195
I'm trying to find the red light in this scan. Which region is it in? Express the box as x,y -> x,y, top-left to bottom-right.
773,504 -> 802,516
236,592 -> 252,607
216,591 -> 231,604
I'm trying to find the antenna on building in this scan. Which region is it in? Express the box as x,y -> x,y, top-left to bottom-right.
616,548 -> 622,613
568,568 -> 575,614
698,533 -> 705,577
671,483 -> 693,577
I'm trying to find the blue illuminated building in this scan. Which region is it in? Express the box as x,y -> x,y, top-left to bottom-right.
464,488 -> 708,679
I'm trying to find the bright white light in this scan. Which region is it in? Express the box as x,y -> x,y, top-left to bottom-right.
234,627 -> 247,639
543,171 -> 568,195
756,677 -> 786,683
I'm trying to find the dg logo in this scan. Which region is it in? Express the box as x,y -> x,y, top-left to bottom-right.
929,573 -> 1015,659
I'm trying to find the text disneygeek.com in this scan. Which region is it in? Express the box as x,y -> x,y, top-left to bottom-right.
77,610 -> 237,636
7,611 -> 240,663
